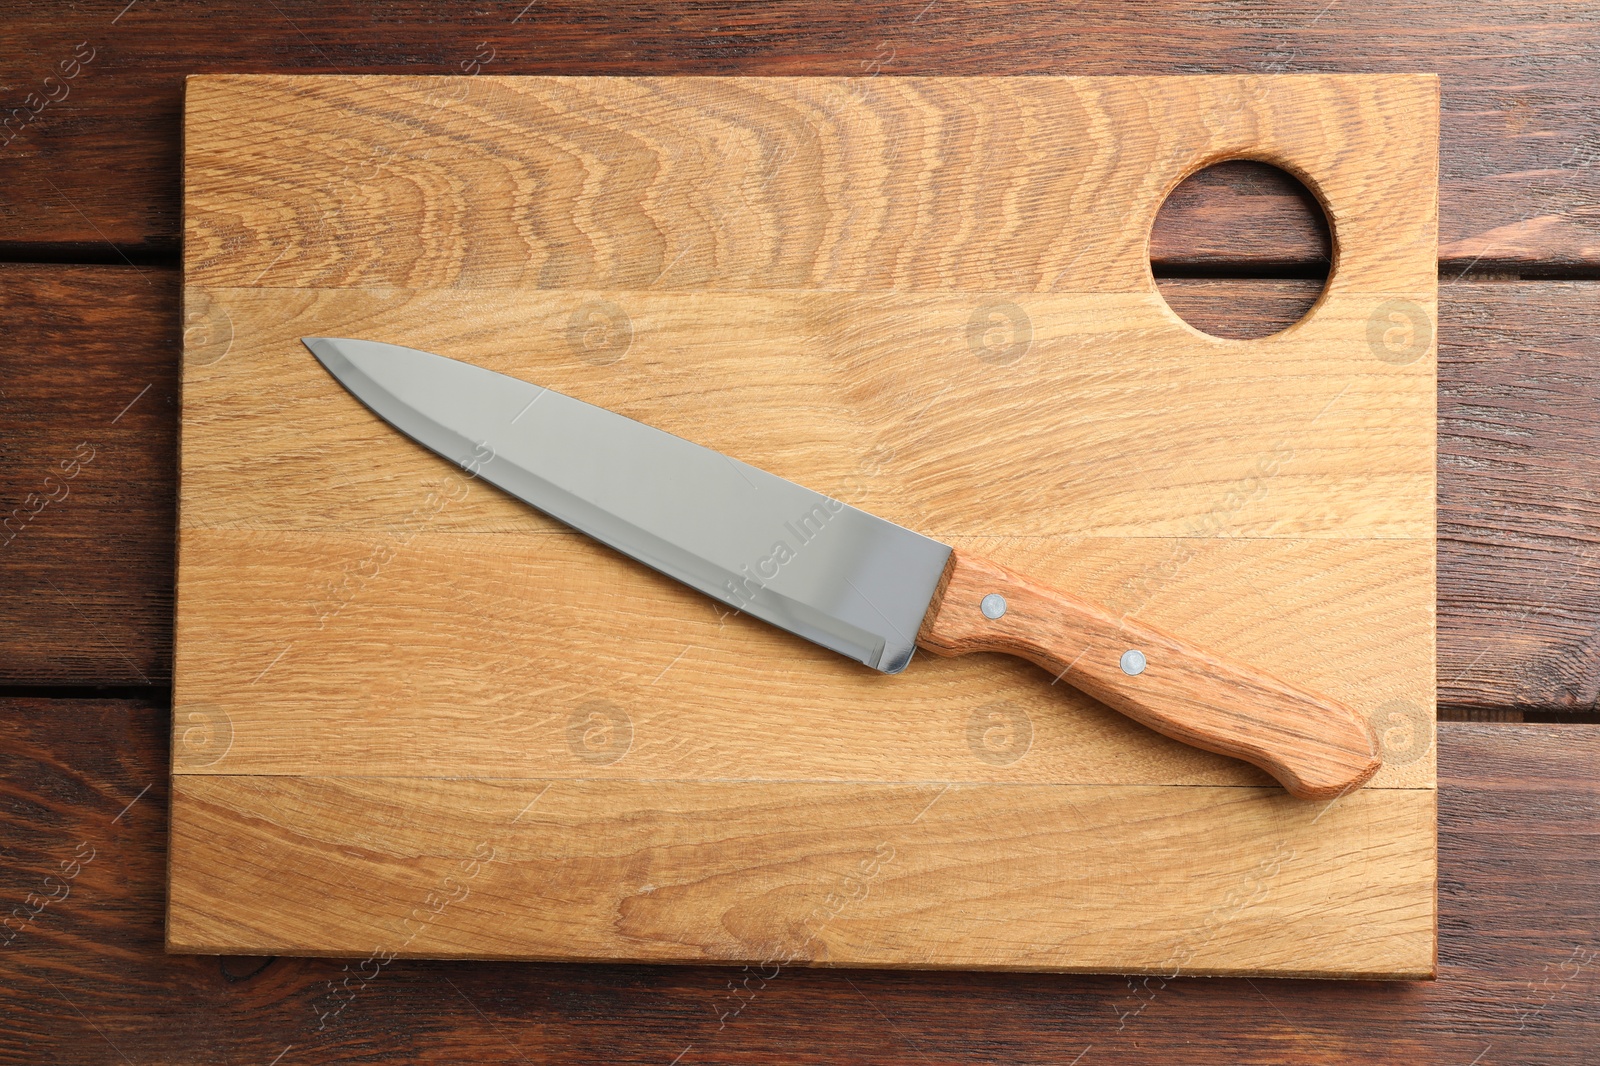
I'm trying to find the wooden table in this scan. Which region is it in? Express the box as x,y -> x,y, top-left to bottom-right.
1,3 -> 1595,1062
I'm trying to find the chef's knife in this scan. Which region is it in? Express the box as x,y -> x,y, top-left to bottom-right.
304,337 -> 1382,799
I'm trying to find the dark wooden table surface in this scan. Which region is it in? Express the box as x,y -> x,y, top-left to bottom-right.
2,3 -> 1596,1063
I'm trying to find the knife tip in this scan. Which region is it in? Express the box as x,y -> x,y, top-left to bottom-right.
301,336 -> 342,367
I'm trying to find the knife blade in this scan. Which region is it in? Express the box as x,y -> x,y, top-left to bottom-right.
304,337 -> 1382,799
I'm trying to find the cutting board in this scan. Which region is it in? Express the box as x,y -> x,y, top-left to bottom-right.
171,74 -> 1438,977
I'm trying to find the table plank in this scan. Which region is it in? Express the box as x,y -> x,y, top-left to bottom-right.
0,264 -> 176,686
4,268 -> 1595,713
1,702 -> 1593,1063
1440,281 -> 1600,710
0,1 -> 1595,269
1152,160 -> 1330,277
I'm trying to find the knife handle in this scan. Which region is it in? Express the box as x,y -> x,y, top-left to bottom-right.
915,549 -> 1382,799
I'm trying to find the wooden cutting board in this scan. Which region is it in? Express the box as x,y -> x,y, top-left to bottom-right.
171,73 -> 1438,977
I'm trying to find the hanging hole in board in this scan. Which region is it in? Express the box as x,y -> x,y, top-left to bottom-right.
1150,160 -> 1332,340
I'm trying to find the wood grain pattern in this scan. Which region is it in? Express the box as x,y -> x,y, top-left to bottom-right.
167,773 -> 1434,975
171,74 -> 1437,975
182,75 -> 1438,294
178,290 -> 1436,541
0,0 -> 1594,271
5,705 -> 1594,1063
170,529 -> 1433,789
916,548 -> 1382,798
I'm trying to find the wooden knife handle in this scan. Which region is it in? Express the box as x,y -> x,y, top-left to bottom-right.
915,549 -> 1382,799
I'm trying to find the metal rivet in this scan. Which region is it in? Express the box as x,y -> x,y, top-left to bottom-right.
980,593 -> 1008,620
1120,649 -> 1147,676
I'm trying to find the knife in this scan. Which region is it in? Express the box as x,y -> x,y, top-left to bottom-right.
303,337 -> 1382,799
